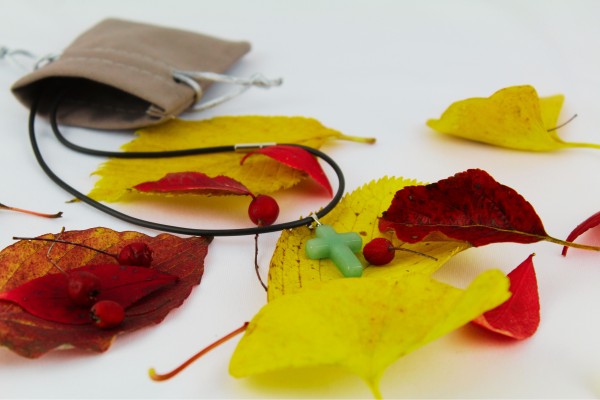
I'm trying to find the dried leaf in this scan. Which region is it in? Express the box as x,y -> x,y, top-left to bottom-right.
379,169 -> 552,246
472,254 -> 540,339
427,85 -> 600,151
0,228 -> 211,358
89,117 -> 373,202
241,145 -> 333,196
230,270 -> 510,398
132,172 -> 253,196
268,176 -> 469,301
562,211 -> 600,256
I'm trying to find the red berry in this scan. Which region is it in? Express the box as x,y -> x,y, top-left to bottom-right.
90,300 -> 125,329
248,195 -> 280,226
67,271 -> 101,306
363,238 -> 395,266
118,242 -> 153,267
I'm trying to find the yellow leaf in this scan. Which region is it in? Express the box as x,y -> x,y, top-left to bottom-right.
267,176 -> 469,301
88,116 -> 374,202
230,269 -> 510,398
427,85 -> 600,151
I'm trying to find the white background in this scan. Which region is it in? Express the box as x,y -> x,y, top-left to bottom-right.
1,0 -> 600,398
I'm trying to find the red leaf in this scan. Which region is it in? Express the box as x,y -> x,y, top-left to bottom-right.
472,254 -> 540,339
0,228 -> 211,358
0,264 -> 177,325
562,211 -> 600,256
133,172 -> 253,196
379,169 -> 548,246
240,145 -> 333,196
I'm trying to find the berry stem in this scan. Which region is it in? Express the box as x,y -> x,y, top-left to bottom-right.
394,247 -> 438,261
149,322 -> 249,382
0,202 -> 62,218
254,234 -> 267,291
13,236 -> 116,258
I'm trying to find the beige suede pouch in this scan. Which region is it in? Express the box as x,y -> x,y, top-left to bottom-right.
11,18 -> 251,129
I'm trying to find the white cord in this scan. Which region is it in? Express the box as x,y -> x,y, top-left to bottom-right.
0,46 -> 60,71
173,70 -> 283,112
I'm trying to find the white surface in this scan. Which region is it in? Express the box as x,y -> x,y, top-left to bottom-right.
1,0 -> 600,398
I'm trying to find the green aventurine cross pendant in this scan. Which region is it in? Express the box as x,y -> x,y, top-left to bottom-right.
305,224 -> 363,277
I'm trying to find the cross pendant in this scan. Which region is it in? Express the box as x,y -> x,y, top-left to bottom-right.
305,224 -> 363,277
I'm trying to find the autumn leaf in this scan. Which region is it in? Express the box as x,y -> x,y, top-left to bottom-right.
230,269 -> 510,399
379,169 -> 600,251
427,85 -> 600,151
0,264 -> 178,324
562,211 -> 600,256
241,145 -> 333,196
472,254 -> 540,339
89,117 -> 374,202
132,172 -> 253,196
267,176 -> 469,301
0,228 -> 211,358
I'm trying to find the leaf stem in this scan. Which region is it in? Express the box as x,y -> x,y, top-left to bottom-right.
0,202 -> 62,218
368,380 -> 383,400
544,236 -> 600,252
388,222 -> 600,252
561,141 -> 600,150
12,236 -> 116,258
336,133 -> 376,144
149,322 -> 249,382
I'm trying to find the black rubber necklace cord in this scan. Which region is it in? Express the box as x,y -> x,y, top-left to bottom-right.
28,93 -> 345,237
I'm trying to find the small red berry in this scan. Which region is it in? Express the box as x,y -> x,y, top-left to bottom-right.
363,238 -> 395,266
248,195 -> 280,226
67,271 -> 101,306
90,300 -> 125,329
118,242 -> 153,267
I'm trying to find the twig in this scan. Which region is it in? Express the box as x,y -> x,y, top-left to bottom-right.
0,202 -> 62,218
149,322 -> 249,381
254,234 -> 268,291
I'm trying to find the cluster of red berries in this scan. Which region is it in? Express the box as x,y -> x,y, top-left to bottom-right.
64,242 -> 153,329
